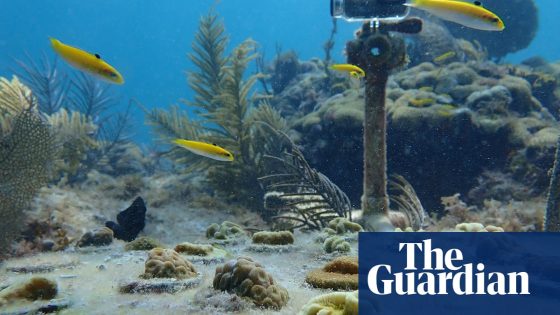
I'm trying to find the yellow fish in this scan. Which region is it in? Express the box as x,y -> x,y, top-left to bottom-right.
172,139 -> 234,162
50,38 -> 124,84
331,64 -> 365,78
433,51 -> 457,65
404,0 -> 505,31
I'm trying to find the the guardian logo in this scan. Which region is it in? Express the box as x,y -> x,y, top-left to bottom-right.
367,239 -> 530,296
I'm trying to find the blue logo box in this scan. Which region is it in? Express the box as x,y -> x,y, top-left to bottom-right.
359,233 -> 560,314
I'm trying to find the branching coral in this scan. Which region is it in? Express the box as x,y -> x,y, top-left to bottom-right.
0,80 -> 54,255
15,55 -> 132,184
252,231 -> 294,245
47,108 -> 98,178
144,12 -> 288,210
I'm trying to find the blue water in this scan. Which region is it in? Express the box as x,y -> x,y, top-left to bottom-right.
0,0 -> 557,143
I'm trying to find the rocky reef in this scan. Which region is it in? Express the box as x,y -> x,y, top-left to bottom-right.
289,59 -> 559,212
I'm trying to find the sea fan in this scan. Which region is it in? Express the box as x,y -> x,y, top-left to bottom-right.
388,175 -> 428,231
0,93 -> 54,255
258,128 -> 352,230
14,54 -> 69,115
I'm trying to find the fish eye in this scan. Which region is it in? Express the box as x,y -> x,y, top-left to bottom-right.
491,17 -> 499,23
224,153 -> 231,157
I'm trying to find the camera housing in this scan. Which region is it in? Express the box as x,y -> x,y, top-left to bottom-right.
331,0 -> 409,21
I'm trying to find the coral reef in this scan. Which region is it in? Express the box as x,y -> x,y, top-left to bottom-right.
299,291 -> 358,315
434,194 -> 542,232
252,231 -> 294,245
213,256 -> 289,309
292,59 -> 559,211
206,221 -> 247,240
14,218 -> 71,256
141,248 -> 197,280
16,56 -> 133,184
76,227 -> 113,247
174,242 -> 214,256
305,256 -> 358,290
124,236 -> 163,251
0,277 -> 57,306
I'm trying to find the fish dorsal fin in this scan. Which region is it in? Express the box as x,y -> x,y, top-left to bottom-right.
95,53 -> 101,59
473,1 -> 482,6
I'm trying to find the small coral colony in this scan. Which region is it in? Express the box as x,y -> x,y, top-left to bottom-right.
0,0 -> 556,314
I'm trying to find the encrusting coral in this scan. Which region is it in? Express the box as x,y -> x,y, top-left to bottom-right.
213,256 -> 289,309
206,221 -> 247,240
299,291 -> 359,315
76,227 -> 114,247
325,218 -> 363,234
125,236 -> 163,251
305,256 -> 358,290
0,277 -> 57,307
251,231 -> 294,245
141,248 -> 197,280
455,222 -> 504,232
174,242 -> 214,256
323,236 -> 351,253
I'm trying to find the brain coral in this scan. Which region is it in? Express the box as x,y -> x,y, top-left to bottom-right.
213,256 -> 289,309
141,248 -> 197,280
305,256 -> 358,290
252,231 -> 294,245
299,291 -> 359,315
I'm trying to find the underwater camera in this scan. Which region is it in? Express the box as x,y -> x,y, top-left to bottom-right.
330,0 -> 409,21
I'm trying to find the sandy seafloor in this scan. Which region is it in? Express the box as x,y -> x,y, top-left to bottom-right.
0,182 -> 358,315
